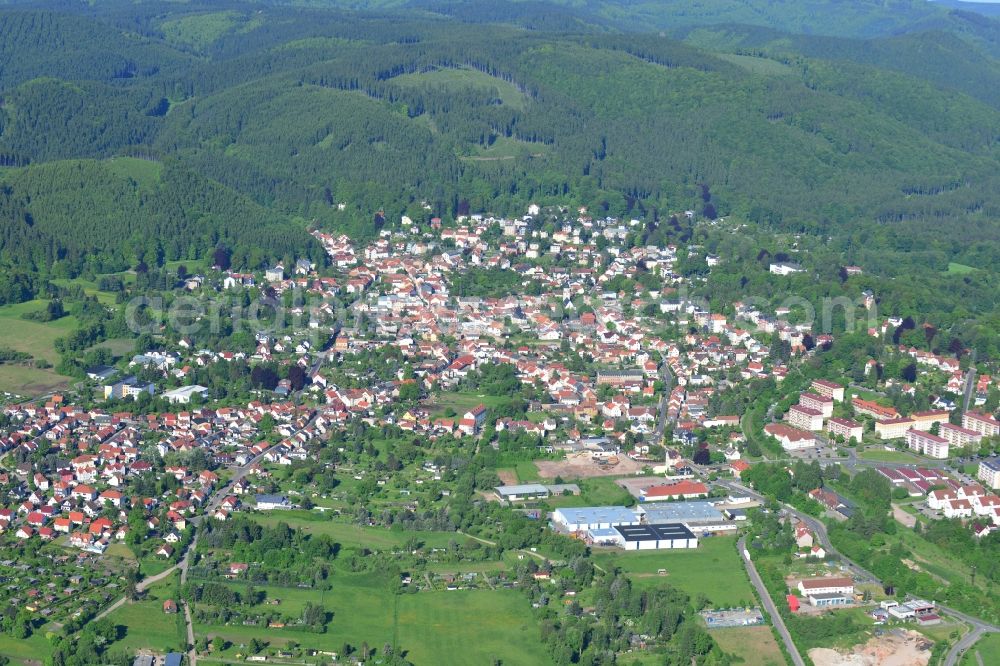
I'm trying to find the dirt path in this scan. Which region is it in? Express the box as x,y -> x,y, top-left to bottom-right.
497,469 -> 518,485
892,503 -> 917,529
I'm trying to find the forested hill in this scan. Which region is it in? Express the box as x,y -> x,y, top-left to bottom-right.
0,0 -> 999,293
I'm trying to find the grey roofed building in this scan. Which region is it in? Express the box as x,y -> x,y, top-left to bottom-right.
614,523 -> 698,549
546,483 -> 581,496
552,506 -> 640,531
86,365 -> 118,381
495,484 -> 550,502
255,494 -> 291,510
616,523 -> 696,542
587,526 -> 625,547
132,657 -> 154,666
165,654 -> 184,666
635,500 -> 724,524
806,592 -> 851,606
493,483 -> 583,499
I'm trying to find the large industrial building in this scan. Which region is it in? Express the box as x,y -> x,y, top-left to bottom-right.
612,523 -> 699,550
551,506 -> 640,532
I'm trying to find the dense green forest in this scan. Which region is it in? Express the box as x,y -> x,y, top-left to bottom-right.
0,0 -> 999,341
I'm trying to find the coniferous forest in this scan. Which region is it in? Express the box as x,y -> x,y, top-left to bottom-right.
0,0 -> 999,339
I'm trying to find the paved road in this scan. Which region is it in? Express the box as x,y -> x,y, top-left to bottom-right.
962,351 -> 978,414
737,535 -> 805,666
942,604 -> 998,666
654,362 -> 674,442
184,601 -> 197,666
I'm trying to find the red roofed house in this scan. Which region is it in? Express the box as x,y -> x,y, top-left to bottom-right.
640,480 -> 709,501
730,460 -> 750,479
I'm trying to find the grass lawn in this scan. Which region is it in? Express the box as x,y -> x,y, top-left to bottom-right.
0,299 -> 79,395
0,300 -> 78,363
545,477 -> 633,508
710,626 -> 785,666
88,337 -> 137,359
715,53 -> 796,77
467,136 -> 549,160
0,364 -> 68,397
857,448 -> 923,464
197,572 -> 394,655
788,607 -> 876,651
848,388 -> 888,403
392,66 -> 528,110
514,460 -> 542,482
195,575 -> 547,664
593,536 -> 755,608
961,632 -> 1000,666
947,262 -> 978,275
105,572 -> 186,654
49,277 -> 118,307
205,581 -> 330,617
430,391 -> 512,416
0,632 -> 54,664
105,542 -> 137,561
138,557 -> 174,578
396,590 -> 550,665
889,529 -> 990,594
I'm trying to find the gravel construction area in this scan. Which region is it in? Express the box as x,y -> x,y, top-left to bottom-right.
534,454 -> 646,479
808,630 -> 932,666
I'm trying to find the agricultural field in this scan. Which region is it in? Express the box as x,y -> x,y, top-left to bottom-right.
593,536 -> 756,608
709,626 -> 785,666
194,574 -> 549,665
396,590 -> 549,665
0,299 -> 80,393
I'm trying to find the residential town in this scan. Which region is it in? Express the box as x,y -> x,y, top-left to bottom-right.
0,205 -> 999,666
